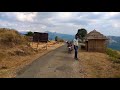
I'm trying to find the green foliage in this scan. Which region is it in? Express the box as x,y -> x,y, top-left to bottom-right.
109,57 -> 120,63
106,48 -> 120,58
76,28 -> 87,42
55,36 -> 64,42
55,36 -> 58,41
25,31 -> 33,36
106,48 -> 120,63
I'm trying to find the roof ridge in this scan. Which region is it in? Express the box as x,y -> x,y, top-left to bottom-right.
86,30 -> 107,39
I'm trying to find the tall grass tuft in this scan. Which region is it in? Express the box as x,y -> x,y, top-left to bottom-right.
0,28 -> 28,48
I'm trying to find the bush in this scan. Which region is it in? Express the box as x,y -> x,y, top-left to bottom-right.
106,48 -> 120,63
109,57 -> 120,63
55,36 -> 58,41
106,48 -> 120,58
25,31 -> 33,36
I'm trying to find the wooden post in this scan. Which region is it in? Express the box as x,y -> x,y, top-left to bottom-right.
37,39 -> 39,50
46,41 -> 47,50
31,37 -> 33,46
31,41 -> 33,46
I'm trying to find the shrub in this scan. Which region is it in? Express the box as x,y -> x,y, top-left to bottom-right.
25,31 -> 33,36
106,48 -> 120,63
109,57 -> 120,63
106,48 -> 120,58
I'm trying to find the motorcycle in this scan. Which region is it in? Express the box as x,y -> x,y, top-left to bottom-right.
66,41 -> 73,54
68,46 -> 73,54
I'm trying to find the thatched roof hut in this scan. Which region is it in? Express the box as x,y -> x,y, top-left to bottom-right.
85,30 -> 108,52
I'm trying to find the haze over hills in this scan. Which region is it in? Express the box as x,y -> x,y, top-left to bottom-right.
19,31 -> 75,41
107,36 -> 120,51
44,31 -> 74,41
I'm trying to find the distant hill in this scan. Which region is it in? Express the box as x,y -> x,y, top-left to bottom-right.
19,31 -> 27,35
107,36 -> 120,51
19,31 -> 74,41
44,31 -> 74,41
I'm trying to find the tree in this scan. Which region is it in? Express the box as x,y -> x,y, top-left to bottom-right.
76,28 -> 87,42
25,31 -> 33,36
55,36 -> 58,41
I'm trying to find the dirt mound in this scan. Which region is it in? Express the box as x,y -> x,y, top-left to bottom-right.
0,28 -> 36,64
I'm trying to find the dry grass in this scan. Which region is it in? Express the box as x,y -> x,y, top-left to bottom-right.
0,41 -> 64,78
0,28 -> 64,78
0,28 -> 28,48
78,50 -> 120,78
29,41 -> 57,50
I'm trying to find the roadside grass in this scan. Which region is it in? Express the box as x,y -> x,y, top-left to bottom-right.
0,28 -> 64,77
106,48 -> 120,64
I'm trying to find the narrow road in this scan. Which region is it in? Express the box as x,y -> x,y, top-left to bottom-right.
16,45 -> 85,78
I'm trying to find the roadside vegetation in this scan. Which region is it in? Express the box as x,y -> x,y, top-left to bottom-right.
106,48 -> 120,63
55,36 -> 64,42
0,28 -> 64,78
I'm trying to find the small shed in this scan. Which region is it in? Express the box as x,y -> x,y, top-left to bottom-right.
85,30 -> 108,52
33,32 -> 48,42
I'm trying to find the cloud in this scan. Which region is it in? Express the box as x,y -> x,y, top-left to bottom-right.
0,12 -> 120,36
13,12 -> 38,22
0,12 -> 38,22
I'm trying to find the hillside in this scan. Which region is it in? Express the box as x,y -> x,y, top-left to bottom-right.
107,36 -> 120,51
0,28 -> 120,78
0,28 -> 64,78
78,50 -> 120,78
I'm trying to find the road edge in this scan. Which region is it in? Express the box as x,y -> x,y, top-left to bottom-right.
15,44 -> 65,78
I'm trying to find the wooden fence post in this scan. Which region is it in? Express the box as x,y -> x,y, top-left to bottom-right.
36,39 -> 39,50
46,42 -> 47,50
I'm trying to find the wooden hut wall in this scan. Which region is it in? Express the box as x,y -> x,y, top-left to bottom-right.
33,32 -> 48,42
87,39 -> 106,52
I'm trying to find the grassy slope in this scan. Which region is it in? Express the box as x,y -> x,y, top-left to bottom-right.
0,28 -> 64,78
78,49 -> 120,78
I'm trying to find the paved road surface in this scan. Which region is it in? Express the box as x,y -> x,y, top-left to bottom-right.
16,45 -> 85,78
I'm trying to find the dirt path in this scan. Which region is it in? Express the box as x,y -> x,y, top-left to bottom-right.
16,45 -> 85,78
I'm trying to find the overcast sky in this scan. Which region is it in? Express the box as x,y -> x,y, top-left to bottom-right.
0,12 -> 120,36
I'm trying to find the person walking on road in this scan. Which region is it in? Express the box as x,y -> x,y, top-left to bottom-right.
73,34 -> 79,60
